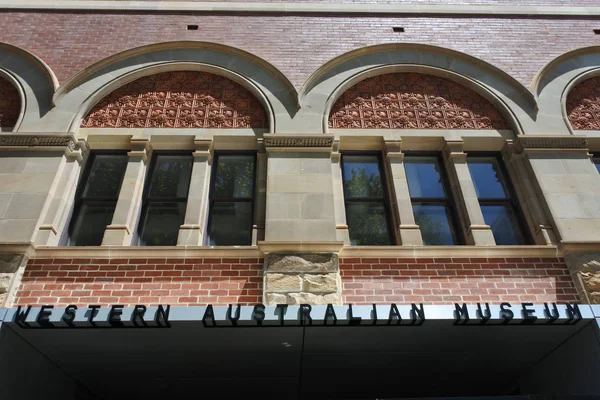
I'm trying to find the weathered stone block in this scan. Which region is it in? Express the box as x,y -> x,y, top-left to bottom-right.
265,253 -> 338,273
265,273 -> 302,292
0,273 -> 12,294
287,292 -> 341,305
581,271 -> 600,291
303,273 -> 338,293
0,254 -> 24,273
265,293 -> 287,306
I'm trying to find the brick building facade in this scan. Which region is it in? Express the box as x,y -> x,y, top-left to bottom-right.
0,1 -> 600,399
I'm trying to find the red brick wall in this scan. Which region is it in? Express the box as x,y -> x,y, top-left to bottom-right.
15,257 -> 263,306
340,257 -> 578,304
0,12 -> 597,88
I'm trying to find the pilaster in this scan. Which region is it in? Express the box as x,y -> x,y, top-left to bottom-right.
101,138 -> 152,246
384,139 -> 422,245
331,140 -> 351,245
177,138 -> 213,246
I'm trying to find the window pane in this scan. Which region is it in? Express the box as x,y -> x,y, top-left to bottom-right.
213,155 -> 255,199
208,202 -> 253,245
69,203 -> 115,246
346,203 -> 392,245
481,205 -> 525,245
148,155 -> 193,198
139,203 -> 186,246
82,155 -> 128,199
413,204 -> 457,245
405,157 -> 447,199
468,158 -> 508,199
594,159 -> 600,174
343,155 -> 384,199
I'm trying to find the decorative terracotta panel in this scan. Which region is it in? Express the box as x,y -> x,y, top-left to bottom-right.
0,77 -> 21,128
566,77 -> 600,130
81,71 -> 267,129
329,73 -> 508,130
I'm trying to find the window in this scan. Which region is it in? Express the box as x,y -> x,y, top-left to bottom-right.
404,155 -> 462,245
341,153 -> 394,245
467,155 -> 530,245
68,152 -> 128,246
207,153 -> 256,246
138,153 -> 193,246
593,156 -> 600,174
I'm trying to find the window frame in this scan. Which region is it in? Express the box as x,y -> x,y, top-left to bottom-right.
340,151 -> 396,246
467,152 -> 533,245
67,150 -> 128,246
137,150 -> 194,246
206,151 -> 258,246
403,152 -> 465,246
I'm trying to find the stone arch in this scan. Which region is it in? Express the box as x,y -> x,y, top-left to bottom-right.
34,41 -> 298,133
0,42 -> 57,130
298,43 -> 536,135
80,70 -> 268,130
533,46 -> 600,135
328,72 -> 509,130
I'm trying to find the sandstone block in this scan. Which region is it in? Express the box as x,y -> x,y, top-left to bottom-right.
0,273 -> 11,294
303,273 -> 338,293
287,292 -> 341,306
581,271 -> 600,291
265,273 -> 302,292
265,253 -> 338,273
265,293 -> 287,306
0,254 -> 25,273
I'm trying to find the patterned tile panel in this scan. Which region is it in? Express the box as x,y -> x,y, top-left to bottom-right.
0,77 -> 21,128
81,71 -> 268,128
567,76 -> 600,131
328,73 -> 508,129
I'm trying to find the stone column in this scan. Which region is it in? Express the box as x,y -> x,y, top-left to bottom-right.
384,140 -> 423,245
443,139 -> 495,245
102,138 -> 152,246
263,253 -> 341,305
34,139 -> 87,246
177,139 -> 213,246
331,140 -> 350,245
503,141 -> 556,245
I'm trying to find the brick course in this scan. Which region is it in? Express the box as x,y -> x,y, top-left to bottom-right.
15,258 -> 264,306
340,257 -> 578,304
0,13 -> 597,89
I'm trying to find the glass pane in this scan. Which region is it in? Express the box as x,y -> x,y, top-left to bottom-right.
69,203 -> 115,246
482,205 -> 525,245
343,155 -> 384,199
413,204 -> 457,245
594,159 -> 600,174
346,203 -> 392,246
213,155 -> 255,199
139,203 -> 186,246
208,202 -> 253,246
405,157 -> 447,199
82,155 -> 128,199
468,158 -> 508,199
148,155 -> 193,198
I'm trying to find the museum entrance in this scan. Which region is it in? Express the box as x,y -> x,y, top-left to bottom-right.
1,305 -> 599,399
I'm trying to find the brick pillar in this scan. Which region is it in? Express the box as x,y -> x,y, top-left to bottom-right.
102,138 -> 151,246
263,253 -> 341,305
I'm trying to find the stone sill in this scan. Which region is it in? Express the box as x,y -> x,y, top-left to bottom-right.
1,242 -> 598,259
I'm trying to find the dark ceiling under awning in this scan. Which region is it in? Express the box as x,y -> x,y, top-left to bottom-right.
5,316 -> 600,400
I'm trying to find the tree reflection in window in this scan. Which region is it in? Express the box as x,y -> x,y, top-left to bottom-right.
342,154 -> 393,245
138,153 -> 193,246
405,156 -> 461,245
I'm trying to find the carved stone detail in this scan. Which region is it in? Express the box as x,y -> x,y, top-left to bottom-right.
81,71 -> 267,129
567,76 -> 600,130
0,77 -> 21,128
263,135 -> 334,148
0,134 -> 77,150
565,252 -> 600,303
511,136 -> 589,154
329,73 -> 508,130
